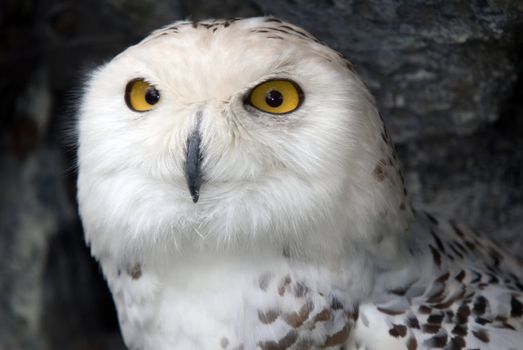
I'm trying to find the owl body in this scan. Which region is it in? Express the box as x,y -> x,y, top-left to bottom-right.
77,17 -> 523,349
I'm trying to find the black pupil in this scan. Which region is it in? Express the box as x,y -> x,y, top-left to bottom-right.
145,88 -> 160,105
265,90 -> 283,108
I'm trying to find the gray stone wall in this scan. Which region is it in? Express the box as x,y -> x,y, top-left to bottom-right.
1,1 -> 522,349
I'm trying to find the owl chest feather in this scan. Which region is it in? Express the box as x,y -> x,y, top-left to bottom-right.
101,250 -> 374,350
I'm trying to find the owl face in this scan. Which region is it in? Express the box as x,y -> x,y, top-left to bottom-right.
78,17 -> 392,257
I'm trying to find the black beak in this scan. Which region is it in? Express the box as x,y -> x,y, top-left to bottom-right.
184,128 -> 203,203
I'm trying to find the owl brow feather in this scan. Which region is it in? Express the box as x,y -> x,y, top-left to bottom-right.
139,18 -> 354,73
140,18 -> 248,44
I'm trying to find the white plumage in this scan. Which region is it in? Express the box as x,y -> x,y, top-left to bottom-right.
77,17 -> 523,350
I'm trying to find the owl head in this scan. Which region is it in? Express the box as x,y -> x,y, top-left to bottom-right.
77,17 -> 409,261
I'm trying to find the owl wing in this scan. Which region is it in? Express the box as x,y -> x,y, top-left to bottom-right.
350,213 -> 523,350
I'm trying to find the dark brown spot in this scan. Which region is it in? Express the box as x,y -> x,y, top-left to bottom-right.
444,310 -> 454,323
456,305 -> 470,324
278,330 -> 298,349
258,330 -> 298,350
258,310 -> 279,324
220,337 -> 229,349
331,296 -> 343,310
278,275 -> 291,296
430,229 -> 445,253
372,163 -> 386,182
472,329 -> 489,343
129,264 -> 142,279
388,324 -> 407,337
418,305 -> 432,314
499,322 -> 516,330
278,25 -> 311,39
400,202 -> 406,210
350,308 -> 359,321
407,316 -> 420,329
447,336 -> 466,350
423,331 -> 447,348
451,324 -> 468,336
282,301 -> 313,328
449,243 -> 464,259
435,272 -> 450,283
427,314 -> 444,324
474,317 -> 491,325
259,272 -> 272,291
377,306 -> 405,316
470,271 -> 482,284
260,27 -> 291,37
406,337 -> 417,350
422,323 -> 440,334
495,315 -> 507,322
381,132 -> 388,143
433,287 -> 466,309
293,282 -> 308,298
426,283 -> 446,303
455,270 -> 466,282
429,245 -> 442,267
313,308 -> 332,322
323,324 -> 351,347
463,290 -> 475,302
511,294 -> 523,317
472,296 -> 488,316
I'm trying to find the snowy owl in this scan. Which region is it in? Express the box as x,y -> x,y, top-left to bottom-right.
76,17 -> 523,350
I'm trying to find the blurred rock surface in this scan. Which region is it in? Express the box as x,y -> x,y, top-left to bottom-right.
1,0 -> 522,348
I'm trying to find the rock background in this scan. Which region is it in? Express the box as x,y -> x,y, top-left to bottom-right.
1,1 -> 522,349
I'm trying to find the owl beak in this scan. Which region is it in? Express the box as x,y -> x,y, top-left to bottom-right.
184,129 -> 203,203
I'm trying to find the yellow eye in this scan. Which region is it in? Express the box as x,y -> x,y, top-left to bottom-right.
247,79 -> 303,115
125,78 -> 161,112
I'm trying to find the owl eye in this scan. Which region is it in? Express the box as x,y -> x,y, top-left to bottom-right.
246,79 -> 303,115
125,78 -> 161,112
